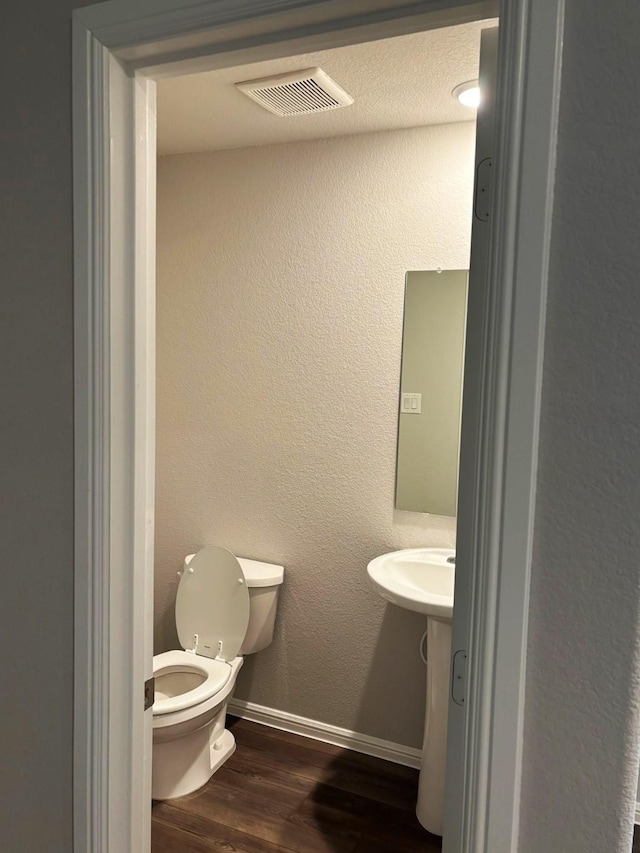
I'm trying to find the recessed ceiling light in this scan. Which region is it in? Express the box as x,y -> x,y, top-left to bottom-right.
453,81 -> 481,108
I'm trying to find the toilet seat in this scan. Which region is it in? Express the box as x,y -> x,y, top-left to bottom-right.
175,545 -> 250,661
153,650 -> 232,715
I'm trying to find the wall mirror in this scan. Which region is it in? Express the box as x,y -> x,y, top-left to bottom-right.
395,270 -> 468,516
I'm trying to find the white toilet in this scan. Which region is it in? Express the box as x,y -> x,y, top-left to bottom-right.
152,545 -> 284,800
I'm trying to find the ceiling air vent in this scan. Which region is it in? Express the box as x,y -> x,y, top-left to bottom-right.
236,67 -> 353,117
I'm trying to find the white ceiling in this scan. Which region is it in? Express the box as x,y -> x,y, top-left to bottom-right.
157,20 -> 494,156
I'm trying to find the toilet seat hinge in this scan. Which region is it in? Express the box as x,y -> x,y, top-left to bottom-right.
186,633 -> 199,654
215,640 -> 224,660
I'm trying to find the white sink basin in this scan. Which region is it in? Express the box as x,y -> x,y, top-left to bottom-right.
367,547 -> 455,620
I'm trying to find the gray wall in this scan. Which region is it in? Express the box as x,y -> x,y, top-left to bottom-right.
155,124 -> 473,748
0,2 -> 79,851
1,0 -> 639,849
519,1 -> 640,849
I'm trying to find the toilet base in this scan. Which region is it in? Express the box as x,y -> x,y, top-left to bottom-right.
152,723 -> 236,800
209,728 -> 236,775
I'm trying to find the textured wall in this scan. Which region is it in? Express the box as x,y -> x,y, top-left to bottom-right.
518,1 -> 640,849
155,123 -> 475,747
0,2 -> 81,850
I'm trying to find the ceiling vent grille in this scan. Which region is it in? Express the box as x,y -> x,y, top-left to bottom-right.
236,68 -> 353,117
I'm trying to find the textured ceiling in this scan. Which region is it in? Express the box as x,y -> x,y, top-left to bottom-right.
157,20 -> 493,155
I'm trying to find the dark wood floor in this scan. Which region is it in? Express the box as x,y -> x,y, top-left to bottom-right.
152,716 -> 442,852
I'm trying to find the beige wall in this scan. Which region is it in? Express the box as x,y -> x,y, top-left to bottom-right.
155,122 -> 476,747
396,269 -> 467,514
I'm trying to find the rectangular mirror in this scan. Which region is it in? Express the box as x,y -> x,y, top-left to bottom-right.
395,270 -> 468,516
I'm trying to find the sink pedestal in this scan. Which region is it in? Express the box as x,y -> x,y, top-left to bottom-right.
366,548 -> 455,838
416,616 -> 452,837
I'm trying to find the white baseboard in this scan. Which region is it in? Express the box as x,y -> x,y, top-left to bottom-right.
228,697 -> 422,770
635,802 -> 640,825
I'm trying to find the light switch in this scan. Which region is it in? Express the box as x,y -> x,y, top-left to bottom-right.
400,393 -> 422,414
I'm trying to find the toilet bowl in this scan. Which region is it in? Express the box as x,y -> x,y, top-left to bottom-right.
152,545 -> 284,800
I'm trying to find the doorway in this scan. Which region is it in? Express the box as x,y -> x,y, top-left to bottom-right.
72,1 -> 563,851
153,22 -> 482,849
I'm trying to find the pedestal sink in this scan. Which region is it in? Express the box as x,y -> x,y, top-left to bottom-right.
367,548 -> 455,837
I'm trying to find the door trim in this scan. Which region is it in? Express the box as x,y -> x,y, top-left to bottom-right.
444,6 -> 563,849
72,1 -> 564,850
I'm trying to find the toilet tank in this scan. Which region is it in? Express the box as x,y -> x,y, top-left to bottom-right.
236,557 -> 284,655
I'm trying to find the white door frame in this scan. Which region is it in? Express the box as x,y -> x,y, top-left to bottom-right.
72,0 -> 564,850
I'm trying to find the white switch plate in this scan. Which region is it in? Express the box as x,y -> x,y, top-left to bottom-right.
400,392 -> 422,414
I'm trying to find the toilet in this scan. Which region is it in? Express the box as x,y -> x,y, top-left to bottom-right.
152,545 -> 284,800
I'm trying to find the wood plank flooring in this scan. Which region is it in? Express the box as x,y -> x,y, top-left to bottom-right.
152,716 -> 442,853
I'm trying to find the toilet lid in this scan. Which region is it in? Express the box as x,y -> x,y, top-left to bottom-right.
175,546 -> 250,662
